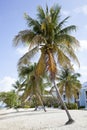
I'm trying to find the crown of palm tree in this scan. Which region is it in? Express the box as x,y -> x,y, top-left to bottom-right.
57,67 -> 81,100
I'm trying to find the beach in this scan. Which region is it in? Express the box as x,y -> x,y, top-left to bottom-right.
0,108 -> 87,130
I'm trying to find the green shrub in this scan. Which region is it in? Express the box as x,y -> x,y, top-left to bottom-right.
44,96 -> 59,107
0,91 -> 19,108
61,103 -> 78,109
78,106 -> 85,109
23,105 -> 30,108
53,103 -> 59,108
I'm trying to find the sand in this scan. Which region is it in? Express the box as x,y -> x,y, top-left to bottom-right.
0,108 -> 87,130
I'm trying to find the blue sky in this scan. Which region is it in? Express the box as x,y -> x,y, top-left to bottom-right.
0,0 -> 87,91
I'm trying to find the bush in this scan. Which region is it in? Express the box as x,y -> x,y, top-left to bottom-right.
43,96 -> 60,108
23,105 -> 30,108
53,103 -> 59,108
61,103 -> 78,109
78,106 -> 85,109
0,91 -> 19,108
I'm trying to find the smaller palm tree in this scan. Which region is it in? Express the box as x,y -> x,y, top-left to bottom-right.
12,80 -> 22,92
18,63 -> 50,111
12,80 -> 23,109
0,91 -> 18,108
57,67 -> 81,104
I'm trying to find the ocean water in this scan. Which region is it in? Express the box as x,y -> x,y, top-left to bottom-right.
0,101 -> 6,108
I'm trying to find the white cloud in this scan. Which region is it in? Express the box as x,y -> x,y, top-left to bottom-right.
81,66 -> 87,71
74,40 -> 87,83
74,5 -> 87,15
74,64 -> 87,83
0,76 -> 16,92
84,24 -> 87,29
79,40 -> 87,51
79,66 -> 87,76
61,10 -> 70,16
80,65 -> 87,83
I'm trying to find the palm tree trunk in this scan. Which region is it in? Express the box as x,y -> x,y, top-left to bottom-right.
53,81 -> 74,125
37,93 -> 46,112
34,105 -> 38,111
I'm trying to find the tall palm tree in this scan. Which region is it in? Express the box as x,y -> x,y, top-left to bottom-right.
57,67 -> 81,103
13,4 -> 80,124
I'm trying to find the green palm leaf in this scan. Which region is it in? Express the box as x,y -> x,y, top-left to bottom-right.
18,46 -> 39,66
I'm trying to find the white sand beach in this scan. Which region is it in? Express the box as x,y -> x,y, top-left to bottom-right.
0,108 -> 87,130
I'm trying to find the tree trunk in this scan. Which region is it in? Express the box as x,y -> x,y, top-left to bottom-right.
53,81 -> 74,125
34,105 -> 38,111
37,94 -> 46,112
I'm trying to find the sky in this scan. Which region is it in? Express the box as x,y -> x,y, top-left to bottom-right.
0,0 -> 87,91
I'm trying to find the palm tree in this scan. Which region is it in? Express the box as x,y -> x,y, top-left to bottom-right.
0,91 -> 18,108
12,80 -> 23,109
18,63 -> 49,111
13,4 -> 80,124
57,67 -> 81,103
12,80 -> 22,92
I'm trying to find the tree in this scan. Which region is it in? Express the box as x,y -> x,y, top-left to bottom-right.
12,80 -> 23,108
18,63 -> 49,111
57,67 -> 81,103
13,4 -> 80,124
12,80 -> 22,91
0,91 -> 18,108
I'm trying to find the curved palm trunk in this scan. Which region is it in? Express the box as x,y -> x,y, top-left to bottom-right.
53,81 -> 74,125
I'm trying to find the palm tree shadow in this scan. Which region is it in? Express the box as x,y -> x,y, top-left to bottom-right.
0,109 -> 33,116
0,109 -> 63,121
0,109 -> 37,119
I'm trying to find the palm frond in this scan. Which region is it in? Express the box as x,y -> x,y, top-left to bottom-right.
37,6 -> 45,22
67,47 -> 80,67
35,53 -> 46,76
50,4 -> 61,23
24,13 -> 40,30
55,34 -> 79,49
47,52 -> 57,80
29,35 -> 46,49
57,47 -> 71,67
56,38 -> 80,67
46,4 -> 49,15
57,82 -> 65,94
58,16 -> 70,29
18,46 -> 39,66
13,30 -> 35,46
72,73 -> 81,78
59,25 -> 77,35
18,65 -> 34,78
